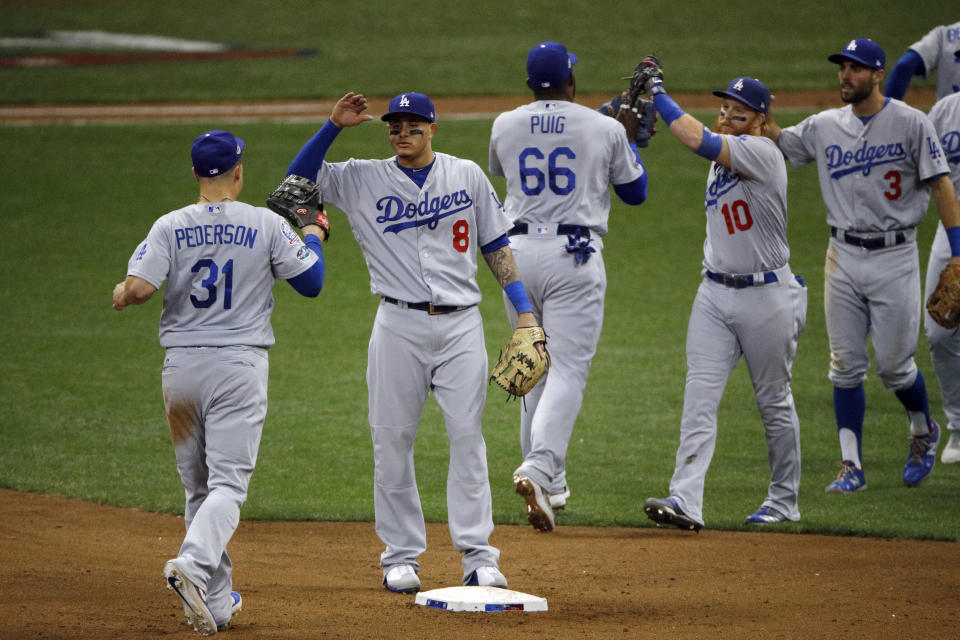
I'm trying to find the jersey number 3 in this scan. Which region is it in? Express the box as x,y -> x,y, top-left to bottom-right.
883,170 -> 902,201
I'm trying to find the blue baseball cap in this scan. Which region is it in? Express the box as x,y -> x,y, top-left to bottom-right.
828,38 -> 885,70
526,41 -> 578,90
191,130 -> 244,177
712,77 -> 771,114
380,92 -> 436,122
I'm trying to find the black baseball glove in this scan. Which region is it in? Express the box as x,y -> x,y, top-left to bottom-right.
267,174 -> 330,239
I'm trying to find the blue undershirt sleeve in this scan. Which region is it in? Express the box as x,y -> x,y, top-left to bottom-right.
883,50 -> 925,99
286,235 -> 325,297
287,119 -> 342,178
480,234 -> 510,254
695,127 -> 723,161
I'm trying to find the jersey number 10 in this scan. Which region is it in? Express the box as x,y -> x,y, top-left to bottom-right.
721,200 -> 753,235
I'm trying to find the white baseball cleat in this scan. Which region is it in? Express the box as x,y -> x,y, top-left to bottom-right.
548,485 -> 571,510
942,430 -> 960,464
464,566 -> 508,588
383,564 -> 421,594
514,474 -> 555,532
164,560 -> 217,636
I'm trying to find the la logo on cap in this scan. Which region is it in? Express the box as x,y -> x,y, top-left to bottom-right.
733,79 -> 744,92
846,40 -> 857,51
399,95 -> 410,107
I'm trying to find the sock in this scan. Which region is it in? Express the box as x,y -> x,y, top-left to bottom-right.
894,371 -> 932,436
834,384 -> 865,467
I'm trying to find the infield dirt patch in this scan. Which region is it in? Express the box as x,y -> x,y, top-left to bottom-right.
1,489 -> 956,639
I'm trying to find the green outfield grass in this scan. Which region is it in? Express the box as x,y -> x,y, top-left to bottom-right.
0,0 -> 956,103
1,0 -> 958,540
1,111 -> 957,541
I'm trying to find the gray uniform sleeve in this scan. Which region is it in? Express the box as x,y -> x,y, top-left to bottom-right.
127,217 -> 172,289
778,115 -> 819,168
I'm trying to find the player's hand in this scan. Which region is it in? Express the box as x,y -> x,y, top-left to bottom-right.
330,92 -> 374,128
112,282 -> 127,310
516,311 -> 547,358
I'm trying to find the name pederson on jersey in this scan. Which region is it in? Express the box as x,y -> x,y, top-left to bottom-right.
127,201 -> 319,348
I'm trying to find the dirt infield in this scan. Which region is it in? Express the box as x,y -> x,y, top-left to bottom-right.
0,89 -> 938,125
1,489 -> 956,640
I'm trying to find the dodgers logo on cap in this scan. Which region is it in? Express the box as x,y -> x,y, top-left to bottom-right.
712,77 -> 771,114
381,92 -> 436,122
828,38 -> 885,70
191,130 -> 244,177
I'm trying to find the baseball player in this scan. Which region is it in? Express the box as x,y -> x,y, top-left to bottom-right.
765,38 -> 960,492
885,21 -> 960,101
112,130 -> 326,635
279,91 -> 541,592
488,42 -> 648,531
640,69 -> 807,530
885,26 -> 960,465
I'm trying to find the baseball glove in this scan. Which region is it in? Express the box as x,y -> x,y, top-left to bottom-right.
926,262 -> 960,329
267,174 -> 330,238
628,55 -> 664,100
490,326 -> 549,397
598,92 -> 658,147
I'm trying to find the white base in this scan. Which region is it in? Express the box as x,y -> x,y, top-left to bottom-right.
414,586 -> 548,612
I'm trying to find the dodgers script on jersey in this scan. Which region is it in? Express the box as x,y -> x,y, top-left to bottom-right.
703,135 -> 789,274
909,22 -> 960,99
778,99 -> 950,231
127,201 -> 318,347
316,152 -> 510,306
488,100 -> 644,235
929,92 -> 960,192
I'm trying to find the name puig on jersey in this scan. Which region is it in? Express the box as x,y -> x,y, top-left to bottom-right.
825,139 -> 906,177
174,224 -> 258,250
529,114 -> 565,134
376,190 -> 473,234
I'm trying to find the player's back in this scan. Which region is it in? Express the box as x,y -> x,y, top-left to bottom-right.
490,100 -> 635,231
151,201 -> 288,347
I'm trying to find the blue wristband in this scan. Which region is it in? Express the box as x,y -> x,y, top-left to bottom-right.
504,281 -> 533,315
653,92 -> 685,127
947,225 -> 960,258
695,127 -> 723,160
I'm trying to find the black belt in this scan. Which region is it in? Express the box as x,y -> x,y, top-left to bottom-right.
705,270 -> 779,289
508,223 -> 590,238
382,296 -> 473,315
831,227 -> 906,249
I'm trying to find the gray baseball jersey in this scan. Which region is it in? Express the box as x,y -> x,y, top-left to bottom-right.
317,152 -> 510,305
489,100 -> 645,233
924,91 -> 960,437
703,135 -> 789,274
487,99 -> 645,502
908,22 -> 960,99
668,134 -> 806,525
127,201 -> 318,347
778,99 -> 950,232
315,150 -> 510,580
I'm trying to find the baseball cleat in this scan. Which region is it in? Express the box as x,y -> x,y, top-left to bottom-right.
514,474 -> 555,532
942,430 -> 960,464
164,560 -> 217,636
643,497 -> 703,532
824,460 -> 866,493
745,505 -> 788,524
903,422 -> 939,486
189,590 -> 242,632
464,566 -> 508,588
548,485 -> 571,510
383,564 -> 420,594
